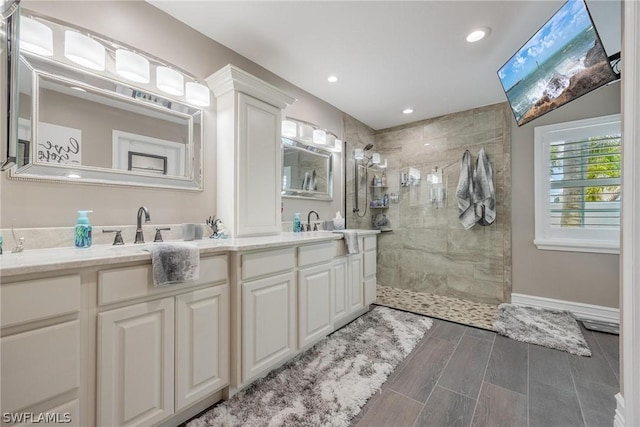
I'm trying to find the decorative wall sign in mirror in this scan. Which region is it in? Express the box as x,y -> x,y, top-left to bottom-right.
282,136 -> 333,200
7,11 -> 206,190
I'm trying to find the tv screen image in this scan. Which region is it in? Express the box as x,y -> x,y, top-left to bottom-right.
498,0 -> 617,126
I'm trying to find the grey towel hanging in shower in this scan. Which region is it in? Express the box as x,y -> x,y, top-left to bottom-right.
474,147 -> 496,226
456,150 -> 476,229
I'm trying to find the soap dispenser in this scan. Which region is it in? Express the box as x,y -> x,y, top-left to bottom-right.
75,210 -> 93,248
293,213 -> 302,233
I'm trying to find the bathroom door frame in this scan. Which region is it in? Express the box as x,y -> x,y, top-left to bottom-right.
617,1 -> 640,426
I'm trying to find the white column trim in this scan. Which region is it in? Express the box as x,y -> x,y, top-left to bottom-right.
510,293 -> 619,324
620,1 -> 640,426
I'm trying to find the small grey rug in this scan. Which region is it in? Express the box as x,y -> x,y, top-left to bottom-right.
494,303 -> 591,356
188,306 -> 432,427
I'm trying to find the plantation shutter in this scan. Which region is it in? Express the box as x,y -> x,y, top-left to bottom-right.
534,114 -> 621,253
549,135 -> 621,230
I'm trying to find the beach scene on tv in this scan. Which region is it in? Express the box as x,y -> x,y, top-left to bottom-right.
498,0 -> 616,126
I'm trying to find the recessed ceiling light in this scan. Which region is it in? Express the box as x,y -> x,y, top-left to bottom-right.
327,75 -> 338,83
424,143 -> 430,146
402,108 -> 414,115
466,27 -> 491,43
65,172 -> 81,179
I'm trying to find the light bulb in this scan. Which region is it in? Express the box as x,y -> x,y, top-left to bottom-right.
64,31 -> 105,70
185,82 -> 210,107
116,50 -> 150,83
20,17 -> 53,56
282,120 -> 297,138
156,66 -> 184,96
313,129 -> 327,145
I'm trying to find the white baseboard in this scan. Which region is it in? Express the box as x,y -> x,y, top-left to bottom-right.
614,393 -> 625,427
510,293 -> 619,324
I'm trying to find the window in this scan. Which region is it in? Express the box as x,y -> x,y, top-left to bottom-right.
534,114 -> 621,254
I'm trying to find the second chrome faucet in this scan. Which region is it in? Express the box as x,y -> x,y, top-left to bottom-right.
135,206 -> 151,243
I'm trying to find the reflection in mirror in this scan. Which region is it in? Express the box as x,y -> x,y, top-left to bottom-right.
8,11 -> 204,190
282,137 -> 333,200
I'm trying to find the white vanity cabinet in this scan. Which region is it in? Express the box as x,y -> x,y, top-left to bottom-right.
207,65 -> 295,238
297,243 -> 334,350
96,255 -> 229,427
363,235 -> 378,305
175,285 -> 229,411
97,297 -> 175,427
348,254 -> 365,313
0,275 -> 82,427
236,247 -> 297,385
331,256 -> 349,324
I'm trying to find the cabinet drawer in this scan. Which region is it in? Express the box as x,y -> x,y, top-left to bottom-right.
241,247 -> 294,281
1,275 -> 80,329
1,321 -> 80,414
98,255 -> 227,306
298,243 -> 334,267
363,235 -> 377,252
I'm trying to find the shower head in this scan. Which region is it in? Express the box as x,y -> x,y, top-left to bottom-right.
363,143 -> 374,151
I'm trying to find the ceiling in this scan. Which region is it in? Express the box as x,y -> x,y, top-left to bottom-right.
148,1 -> 621,130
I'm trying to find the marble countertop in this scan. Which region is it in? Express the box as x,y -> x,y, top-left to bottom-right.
0,230 -> 379,278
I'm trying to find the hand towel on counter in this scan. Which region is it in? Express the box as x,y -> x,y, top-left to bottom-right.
333,230 -> 360,254
144,243 -> 200,287
456,150 -> 477,230
474,147 -> 496,226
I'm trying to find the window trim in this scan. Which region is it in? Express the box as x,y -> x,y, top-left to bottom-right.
534,114 -> 621,254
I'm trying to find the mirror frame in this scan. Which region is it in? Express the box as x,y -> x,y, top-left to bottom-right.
281,136 -> 333,201
6,10 -> 204,191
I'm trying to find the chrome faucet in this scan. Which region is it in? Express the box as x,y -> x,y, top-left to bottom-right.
307,210 -> 320,232
134,206 -> 151,244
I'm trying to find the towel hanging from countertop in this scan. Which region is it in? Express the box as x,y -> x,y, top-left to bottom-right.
474,147 -> 496,226
456,150 -> 477,229
144,243 -> 200,287
333,230 -> 360,254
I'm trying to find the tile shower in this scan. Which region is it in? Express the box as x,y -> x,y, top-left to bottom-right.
345,103 -> 512,305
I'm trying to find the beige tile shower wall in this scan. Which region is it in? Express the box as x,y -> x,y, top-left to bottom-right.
374,103 -> 512,305
2,1 -> 344,229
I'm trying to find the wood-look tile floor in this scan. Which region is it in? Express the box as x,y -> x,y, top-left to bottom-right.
352,317 -> 619,427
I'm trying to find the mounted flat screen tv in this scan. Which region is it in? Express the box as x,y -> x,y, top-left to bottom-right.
498,0 -> 617,126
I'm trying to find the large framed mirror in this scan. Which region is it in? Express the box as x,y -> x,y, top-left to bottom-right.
282,136 -> 333,200
7,10 -> 204,190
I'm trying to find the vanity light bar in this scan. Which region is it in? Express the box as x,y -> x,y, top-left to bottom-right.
282,117 -> 342,152
19,12 -> 211,107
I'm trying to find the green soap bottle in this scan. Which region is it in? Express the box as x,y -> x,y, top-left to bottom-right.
75,210 -> 93,248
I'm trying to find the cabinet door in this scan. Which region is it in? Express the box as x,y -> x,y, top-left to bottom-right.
298,264 -> 333,349
363,248 -> 377,306
237,93 -> 282,236
332,257 -> 349,323
1,321 -> 80,415
348,254 -> 364,313
175,285 -> 229,411
242,272 -> 296,383
98,298 -> 174,427
364,276 -> 377,306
